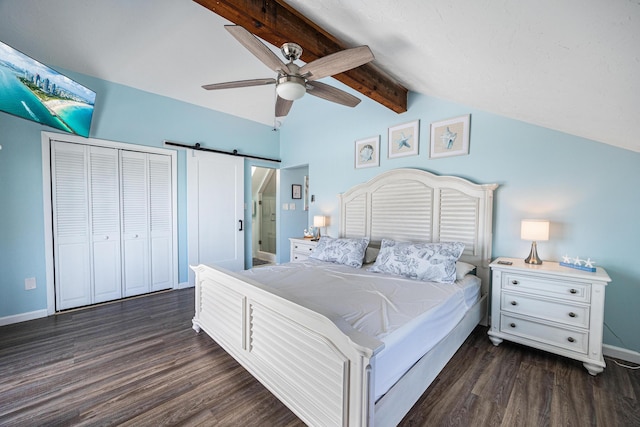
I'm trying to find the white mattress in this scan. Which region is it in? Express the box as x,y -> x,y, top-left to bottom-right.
241,260 -> 481,400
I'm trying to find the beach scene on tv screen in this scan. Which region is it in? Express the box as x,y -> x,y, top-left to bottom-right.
0,40 -> 95,137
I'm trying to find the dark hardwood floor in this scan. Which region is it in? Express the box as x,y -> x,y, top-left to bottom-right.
1,288 -> 638,426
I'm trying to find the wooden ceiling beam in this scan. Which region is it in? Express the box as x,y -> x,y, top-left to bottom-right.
193,0 -> 408,114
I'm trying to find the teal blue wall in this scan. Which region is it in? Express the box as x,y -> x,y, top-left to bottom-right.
0,71 -> 279,318
2,67 -> 639,356
279,86 -> 640,354
279,165 -> 310,262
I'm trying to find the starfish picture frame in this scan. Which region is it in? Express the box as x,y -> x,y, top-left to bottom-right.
388,120 -> 420,159
429,114 -> 470,159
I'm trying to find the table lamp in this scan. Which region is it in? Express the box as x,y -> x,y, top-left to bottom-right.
521,219 -> 549,265
313,215 -> 327,241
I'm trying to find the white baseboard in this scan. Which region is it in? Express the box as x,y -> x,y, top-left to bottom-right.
0,309 -> 48,327
603,344 -> 640,365
177,281 -> 193,289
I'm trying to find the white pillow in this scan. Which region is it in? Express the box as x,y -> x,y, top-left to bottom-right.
368,239 -> 465,283
309,236 -> 370,268
456,261 -> 476,280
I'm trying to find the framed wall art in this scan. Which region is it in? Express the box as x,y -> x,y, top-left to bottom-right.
388,120 -> 419,159
354,135 -> 380,169
429,114 -> 470,159
292,184 -> 302,199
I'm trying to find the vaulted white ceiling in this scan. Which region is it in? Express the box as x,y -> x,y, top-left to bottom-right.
1,0 -> 638,152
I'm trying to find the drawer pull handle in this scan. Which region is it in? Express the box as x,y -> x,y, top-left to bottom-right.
307,247 -> 313,252
568,312 -> 577,318
569,288 -> 578,294
511,280 -> 519,285
509,323 -> 516,328
510,301 -> 517,306
567,337 -> 576,343
295,245 -> 299,249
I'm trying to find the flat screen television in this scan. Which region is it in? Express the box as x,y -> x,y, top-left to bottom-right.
0,40 -> 96,138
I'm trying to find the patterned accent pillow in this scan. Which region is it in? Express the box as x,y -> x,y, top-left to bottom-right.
368,239 -> 465,283
309,236 -> 370,268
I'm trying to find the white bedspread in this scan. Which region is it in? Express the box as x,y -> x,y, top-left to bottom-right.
241,260 -> 480,400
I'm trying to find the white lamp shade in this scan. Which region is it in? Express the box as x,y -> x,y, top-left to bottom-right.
276,80 -> 306,100
521,219 -> 549,241
313,215 -> 327,228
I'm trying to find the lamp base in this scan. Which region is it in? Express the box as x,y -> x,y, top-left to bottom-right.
524,241 -> 543,265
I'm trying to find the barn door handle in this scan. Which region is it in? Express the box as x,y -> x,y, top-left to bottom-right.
238,219 -> 243,231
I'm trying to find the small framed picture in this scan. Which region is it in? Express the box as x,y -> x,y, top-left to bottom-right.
388,120 -> 419,159
429,114 -> 470,159
292,184 -> 302,199
354,135 -> 380,169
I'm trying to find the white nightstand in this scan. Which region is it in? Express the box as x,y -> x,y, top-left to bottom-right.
488,257 -> 611,375
289,238 -> 318,262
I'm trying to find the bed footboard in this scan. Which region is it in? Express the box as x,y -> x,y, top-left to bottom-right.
191,264 -> 384,426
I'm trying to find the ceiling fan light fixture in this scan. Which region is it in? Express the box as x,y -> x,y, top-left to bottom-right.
277,75 -> 306,100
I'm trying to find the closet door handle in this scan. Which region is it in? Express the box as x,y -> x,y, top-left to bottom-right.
238,220 -> 243,231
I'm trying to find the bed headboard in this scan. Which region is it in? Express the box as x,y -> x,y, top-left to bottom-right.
338,168 -> 498,292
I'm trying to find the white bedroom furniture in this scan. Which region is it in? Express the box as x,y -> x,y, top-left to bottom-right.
488,257 -> 611,375
49,139 -> 175,310
289,237 -> 318,262
192,168 -> 498,426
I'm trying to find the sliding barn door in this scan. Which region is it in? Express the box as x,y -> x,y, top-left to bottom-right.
187,151 -> 244,284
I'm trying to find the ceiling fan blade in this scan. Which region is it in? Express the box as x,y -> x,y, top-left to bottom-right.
225,25 -> 288,74
202,78 -> 276,90
275,96 -> 294,117
306,81 -> 361,107
300,46 -> 374,81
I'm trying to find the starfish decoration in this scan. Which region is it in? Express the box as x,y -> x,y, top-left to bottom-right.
584,258 -> 595,268
562,254 -> 571,263
573,256 -> 582,266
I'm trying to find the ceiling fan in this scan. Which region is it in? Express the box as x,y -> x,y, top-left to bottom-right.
202,25 -> 375,117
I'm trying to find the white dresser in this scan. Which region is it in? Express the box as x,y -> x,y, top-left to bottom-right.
488,257 -> 611,375
289,238 -> 318,262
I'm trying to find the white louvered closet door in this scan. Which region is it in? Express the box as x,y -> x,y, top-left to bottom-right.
89,146 -> 122,303
51,141 -> 92,310
120,150 -> 150,297
148,153 -> 173,291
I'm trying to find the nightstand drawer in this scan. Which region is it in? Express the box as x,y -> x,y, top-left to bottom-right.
292,253 -> 310,261
292,241 -> 316,254
502,273 -> 590,303
500,314 -> 589,354
501,291 -> 590,328
290,238 -> 318,262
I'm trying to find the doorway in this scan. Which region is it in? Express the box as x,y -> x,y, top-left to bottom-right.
251,166 -> 277,266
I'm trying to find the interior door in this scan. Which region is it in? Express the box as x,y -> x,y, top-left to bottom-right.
89,146 -> 122,303
51,141 -> 92,310
120,150 -> 150,297
148,153 -> 173,291
187,150 -> 244,284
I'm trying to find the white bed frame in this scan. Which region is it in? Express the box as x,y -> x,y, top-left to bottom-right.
192,168 -> 498,426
